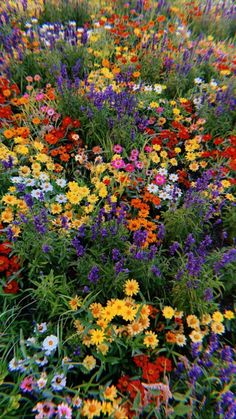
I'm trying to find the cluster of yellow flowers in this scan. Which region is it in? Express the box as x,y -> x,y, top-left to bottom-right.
70,280 -> 235,360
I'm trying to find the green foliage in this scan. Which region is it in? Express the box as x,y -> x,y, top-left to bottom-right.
38,0 -> 91,26
30,270 -> 71,319
162,206 -> 202,244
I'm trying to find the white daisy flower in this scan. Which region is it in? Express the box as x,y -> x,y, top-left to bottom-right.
31,189 -> 44,200
42,335 -> 58,355
147,183 -> 159,194
41,182 -> 53,192
56,179 -> 67,188
194,77 -> 203,85
51,374 -> 66,391
158,168 -> 168,176
35,322 -> 47,334
39,173 -> 49,182
169,174 -> 178,182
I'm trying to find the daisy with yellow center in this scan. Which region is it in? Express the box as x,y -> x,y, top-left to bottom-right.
82,356 -> 96,371
144,330 -> 159,349
211,321 -> 225,335
124,279 -> 140,297
121,306 -> 137,322
187,315 -> 200,329
224,310 -> 234,320
104,385 -> 117,401
81,399 -> 102,419
162,306 -> 175,319
212,311 -> 224,323
189,330 -> 203,343
69,295 -> 82,311
90,329 -> 105,346
175,334 -> 187,347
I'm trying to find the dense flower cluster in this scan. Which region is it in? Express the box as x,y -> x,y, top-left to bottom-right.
0,0 -> 235,418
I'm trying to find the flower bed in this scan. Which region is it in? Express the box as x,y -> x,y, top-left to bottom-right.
0,0 -> 235,418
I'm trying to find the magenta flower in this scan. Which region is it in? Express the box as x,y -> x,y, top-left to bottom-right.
20,375 -> 35,393
125,163 -> 135,172
111,159 -> 125,169
57,403 -> 72,418
155,174 -> 166,186
113,144 -> 123,153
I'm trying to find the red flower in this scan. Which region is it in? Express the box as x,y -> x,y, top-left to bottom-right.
155,356 -> 172,373
127,379 -> 145,400
3,280 -> 19,294
117,375 -> 130,392
142,362 -> 160,383
62,116 -> 73,128
0,242 -> 11,255
0,255 -> 9,272
133,354 -> 149,367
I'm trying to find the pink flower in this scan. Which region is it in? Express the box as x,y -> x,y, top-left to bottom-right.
113,144 -> 123,153
57,403 -> 72,419
33,401 -> 55,418
155,174 -> 166,186
135,161 -> 144,169
20,376 -> 35,393
34,74 -> 41,82
36,93 -> 45,101
111,159 -> 125,169
131,149 -> 139,158
25,76 -> 33,83
47,108 -> 55,116
125,163 -> 135,172
144,145 -> 152,152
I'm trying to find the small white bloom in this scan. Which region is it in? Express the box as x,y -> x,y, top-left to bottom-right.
194,77 -> 203,85
51,374 -> 66,391
158,168 -> 168,176
169,174 -> 178,182
8,357 -> 21,372
11,176 -> 24,184
39,173 -> 49,182
55,194 -> 67,203
31,189 -> 43,200
41,182 -> 53,192
35,322 -> 47,334
42,335 -> 58,355
35,356 -> 48,367
154,84 -> 163,94
147,183 -> 159,194
56,178 -> 67,188
37,375 -> 47,389
26,337 -> 37,346
25,178 -> 36,187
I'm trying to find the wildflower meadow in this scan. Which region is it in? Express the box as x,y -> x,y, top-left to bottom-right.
0,0 -> 235,418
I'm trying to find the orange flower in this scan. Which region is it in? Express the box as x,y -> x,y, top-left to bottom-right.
165,331 -> 176,343
32,117 -> 41,125
157,15 -> 166,22
138,209 -> 149,218
3,89 -> 11,97
128,219 -> 141,231
3,129 -> 14,139
131,198 -> 142,209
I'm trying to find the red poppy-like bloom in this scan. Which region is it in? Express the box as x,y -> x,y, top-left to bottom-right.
3,280 -> 19,294
0,241 -> 11,254
127,379 -> 145,400
142,362 -> 160,383
155,356 -> 172,373
117,375 -> 130,392
0,255 -> 9,272
133,354 -> 149,367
